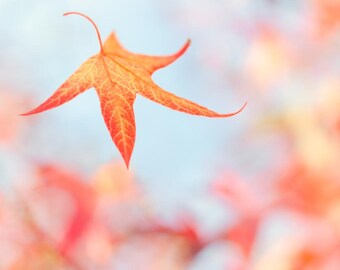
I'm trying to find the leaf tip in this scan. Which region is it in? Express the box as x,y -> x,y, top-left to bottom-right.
179,39 -> 191,56
220,101 -> 248,118
123,158 -> 131,170
234,101 -> 248,115
19,110 -> 35,116
19,105 -> 47,117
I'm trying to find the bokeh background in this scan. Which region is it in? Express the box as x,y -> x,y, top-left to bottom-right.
0,0 -> 339,269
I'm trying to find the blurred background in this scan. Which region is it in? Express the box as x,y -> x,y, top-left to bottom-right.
0,0 -> 339,269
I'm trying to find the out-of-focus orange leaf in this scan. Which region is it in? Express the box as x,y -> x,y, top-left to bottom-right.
22,12 -> 246,168
213,177 -> 257,256
313,0 -> 340,38
254,221 -> 340,270
275,159 -> 340,217
212,173 -> 274,257
152,216 -> 203,253
224,216 -> 260,257
35,164 -> 96,255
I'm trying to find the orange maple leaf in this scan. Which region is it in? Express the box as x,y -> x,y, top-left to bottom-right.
22,12 -> 246,168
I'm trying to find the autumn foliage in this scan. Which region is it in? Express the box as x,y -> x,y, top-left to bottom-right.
1,0 -> 340,269
22,12 -> 246,168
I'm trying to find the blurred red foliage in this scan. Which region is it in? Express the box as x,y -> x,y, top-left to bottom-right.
313,0 -> 340,38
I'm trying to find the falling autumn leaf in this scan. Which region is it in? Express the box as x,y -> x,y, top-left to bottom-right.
21,12 -> 246,168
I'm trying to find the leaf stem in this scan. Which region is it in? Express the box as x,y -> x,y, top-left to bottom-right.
63,11 -> 104,52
